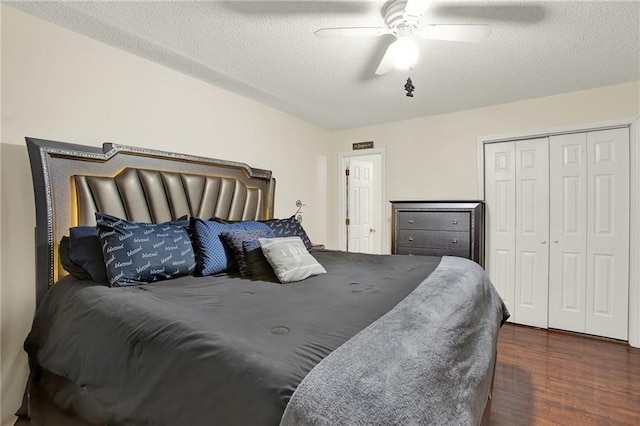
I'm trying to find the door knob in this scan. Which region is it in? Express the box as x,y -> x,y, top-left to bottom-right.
369,228 -> 376,233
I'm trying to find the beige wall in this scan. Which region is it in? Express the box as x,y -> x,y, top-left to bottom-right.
0,5 -> 329,423
327,81 -> 640,251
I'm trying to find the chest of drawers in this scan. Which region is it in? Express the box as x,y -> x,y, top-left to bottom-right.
391,201 -> 484,266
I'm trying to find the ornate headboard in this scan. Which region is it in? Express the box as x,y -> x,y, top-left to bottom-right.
27,137 -> 275,305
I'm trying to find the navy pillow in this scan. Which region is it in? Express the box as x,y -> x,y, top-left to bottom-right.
220,229 -> 274,277
191,218 -> 273,276
60,236 -> 93,281
69,226 -> 109,283
263,216 -> 313,251
96,213 -> 195,287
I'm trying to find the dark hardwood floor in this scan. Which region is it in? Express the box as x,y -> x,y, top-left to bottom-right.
490,323 -> 640,425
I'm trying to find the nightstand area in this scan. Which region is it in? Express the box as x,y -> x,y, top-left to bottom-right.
391,201 -> 484,266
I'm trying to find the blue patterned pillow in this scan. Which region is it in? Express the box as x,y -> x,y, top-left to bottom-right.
96,213 -> 195,287
191,218 -> 273,276
220,230 -> 274,277
264,216 -> 313,251
241,220 -> 275,232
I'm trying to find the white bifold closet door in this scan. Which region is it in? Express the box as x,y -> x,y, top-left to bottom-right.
485,139 -> 549,327
548,128 -> 629,340
514,138 -> 549,328
484,142 -> 516,320
485,127 -> 629,340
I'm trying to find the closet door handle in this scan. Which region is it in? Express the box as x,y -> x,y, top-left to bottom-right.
408,236 -> 414,242
541,240 -> 547,245
408,220 -> 414,224
553,239 -> 559,243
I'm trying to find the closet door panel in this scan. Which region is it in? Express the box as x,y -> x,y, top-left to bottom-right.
586,128 -> 629,340
549,133 -> 587,333
485,142 -> 516,318
514,138 -> 549,328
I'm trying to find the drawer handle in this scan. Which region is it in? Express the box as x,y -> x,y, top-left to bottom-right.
408,237 -> 414,242
452,220 -> 458,225
408,220 -> 414,224
452,240 -> 458,244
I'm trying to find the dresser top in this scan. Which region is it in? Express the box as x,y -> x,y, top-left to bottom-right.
390,200 -> 483,204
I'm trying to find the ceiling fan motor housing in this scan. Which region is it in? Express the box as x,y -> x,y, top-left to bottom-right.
384,0 -> 421,33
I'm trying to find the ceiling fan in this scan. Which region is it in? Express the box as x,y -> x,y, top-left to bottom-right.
314,0 -> 491,75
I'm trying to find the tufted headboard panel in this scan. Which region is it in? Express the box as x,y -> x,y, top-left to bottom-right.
27,137 -> 275,305
75,169 -> 264,225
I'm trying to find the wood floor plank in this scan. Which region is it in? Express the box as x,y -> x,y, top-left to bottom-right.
490,324 -> 640,425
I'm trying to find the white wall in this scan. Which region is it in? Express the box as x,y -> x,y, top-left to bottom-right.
0,5 -> 329,423
327,81 -> 640,251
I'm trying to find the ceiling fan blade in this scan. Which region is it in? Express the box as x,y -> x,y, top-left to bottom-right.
375,43 -> 394,75
314,27 -> 390,37
418,24 -> 491,43
404,0 -> 429,19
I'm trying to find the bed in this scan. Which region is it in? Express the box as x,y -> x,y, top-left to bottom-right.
20,137 -> 509,426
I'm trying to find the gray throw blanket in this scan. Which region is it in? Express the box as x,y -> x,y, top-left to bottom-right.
280,256 -> 509,426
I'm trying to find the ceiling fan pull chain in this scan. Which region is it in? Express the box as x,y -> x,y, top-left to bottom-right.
404,77 -> 415,97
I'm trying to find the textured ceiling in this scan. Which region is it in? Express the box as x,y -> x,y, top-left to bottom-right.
8,1 -> 640,130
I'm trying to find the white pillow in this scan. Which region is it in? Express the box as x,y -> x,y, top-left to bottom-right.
258,237 -> 327,283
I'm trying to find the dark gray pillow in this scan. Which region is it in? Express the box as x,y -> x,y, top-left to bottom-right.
243,239 -> 278,281
220,229 -> 274,277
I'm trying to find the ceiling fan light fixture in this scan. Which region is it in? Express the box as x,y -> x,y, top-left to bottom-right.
390,36 -> 419,70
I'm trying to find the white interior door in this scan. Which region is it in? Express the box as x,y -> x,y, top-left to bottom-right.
484,142 -> 516,318
585,128 -> 629,340
549,133 -> 588,333
347,158 -> 375,253
514,138 -> 550,328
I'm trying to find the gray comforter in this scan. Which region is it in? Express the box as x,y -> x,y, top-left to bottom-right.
25,250 -> 445,425
281,256 -> 509,426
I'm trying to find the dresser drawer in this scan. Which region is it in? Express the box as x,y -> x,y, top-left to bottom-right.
397,211 -> 470,231
396,230 -> 470,250
396,247 -> 470,258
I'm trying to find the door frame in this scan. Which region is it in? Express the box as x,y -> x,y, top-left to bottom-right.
338,149 -> 386,253
477,116 -> 640,348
